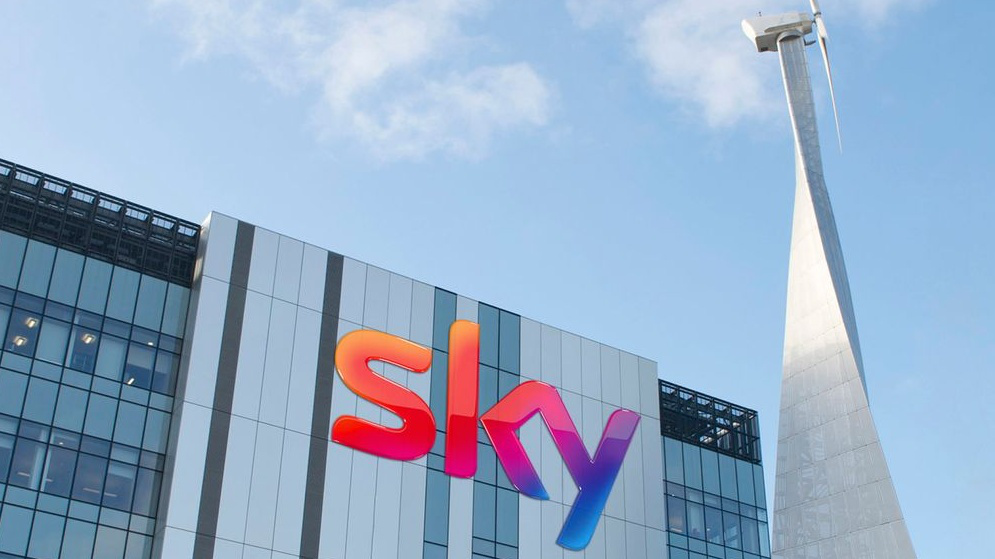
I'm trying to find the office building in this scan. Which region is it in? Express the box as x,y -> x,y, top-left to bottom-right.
0,157 -> 770,559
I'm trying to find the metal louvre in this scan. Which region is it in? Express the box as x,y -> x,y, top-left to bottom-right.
0,158 -> 199,286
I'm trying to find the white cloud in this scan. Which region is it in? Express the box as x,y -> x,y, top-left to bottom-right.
568,0 -> 927,127
153,0 -> 552,160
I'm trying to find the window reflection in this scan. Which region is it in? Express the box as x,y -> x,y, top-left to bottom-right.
9,438 -> 46,489
67,326 -> 99,373
72,454 -> 107,504
7,308 -> 41,355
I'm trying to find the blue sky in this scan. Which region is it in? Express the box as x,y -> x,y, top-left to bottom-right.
2,1 -> 992,557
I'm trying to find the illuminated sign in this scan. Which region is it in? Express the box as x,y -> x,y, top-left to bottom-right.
332,320 -> 640,551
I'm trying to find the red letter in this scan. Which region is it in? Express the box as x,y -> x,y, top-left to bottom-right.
445,320 -> 479,477
332,330 -> 435,461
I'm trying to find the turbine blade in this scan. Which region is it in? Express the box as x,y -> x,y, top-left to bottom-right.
818,34 -> 843,152
810,0 -> 822,18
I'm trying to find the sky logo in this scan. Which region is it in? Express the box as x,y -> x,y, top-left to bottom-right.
331,320 -> 640,551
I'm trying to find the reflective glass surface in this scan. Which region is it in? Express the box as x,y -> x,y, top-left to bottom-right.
662,437 -> 771,559
0,231 -> 187,559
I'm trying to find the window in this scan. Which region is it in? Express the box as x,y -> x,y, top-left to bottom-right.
9,437 -> 46,489
667,495 -> 686,534
95,335 -> 127,381
42,445 -> 77,497
72,454 -> 108,505
7,308 -> 41,356
67,325 -> 100,373
77,259 -> 112,314
124,343 -> 155,389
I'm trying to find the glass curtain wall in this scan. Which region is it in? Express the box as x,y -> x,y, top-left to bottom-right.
661,436 -> 771,559
0,231 -> 189,559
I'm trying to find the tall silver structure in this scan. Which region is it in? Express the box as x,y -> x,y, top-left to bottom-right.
743,5 -> 917,558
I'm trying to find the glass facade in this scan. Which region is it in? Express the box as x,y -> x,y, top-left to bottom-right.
0,160 -> 197,559
423,293 -> 521,559
659,382 -> 771,559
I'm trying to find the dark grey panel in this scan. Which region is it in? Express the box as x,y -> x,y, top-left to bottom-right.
192,221 -> 254,559
299,251 -> 344,559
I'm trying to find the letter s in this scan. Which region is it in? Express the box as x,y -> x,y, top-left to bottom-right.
331,330 -> 435,461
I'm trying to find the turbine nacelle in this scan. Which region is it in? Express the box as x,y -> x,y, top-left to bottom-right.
742,13 -> 813,53
742,0 -> 842,151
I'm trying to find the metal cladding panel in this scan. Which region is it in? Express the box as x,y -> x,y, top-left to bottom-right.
162,215 -> 667,559
772,35 -> 916,559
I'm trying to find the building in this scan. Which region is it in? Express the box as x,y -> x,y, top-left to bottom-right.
0,157 -> 770,559
659,381 -> 769,559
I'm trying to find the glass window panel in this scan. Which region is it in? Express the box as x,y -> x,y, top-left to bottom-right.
61,519 -> 96,559
83,394 -> 118,440
0,504 -> 33,555
718,455 -> 739,501
667,495 -> 686,534
498,311 -> 520,374
95,335 -> 127,381
472,481 -> 496,541
103,461 -> 137,511
6,308 -> 41,356
133,276 -> 166,332
704,506 -> 723,545
161,284 -> 189,338
736,459 -> 756,506
42,445 -> 77,497
28,511 -> 65,559
131,468 -> 160,517
48,249 -> 85,306
478,304 -> 499,368
701,449 -> 720,496
664,437 -> 684,485
424,469 -> 450,544
0,368 -> 28,416
66,326 -> 100,373
478,442 -> 496,486
9,437 -> 47,489
93,524 -> 127,559
22,377 -> 59,425
687,501 -> 706,541
113,403 -> 146,448
0,231 -> 28,288
17,240 -> 56,297
77,259 -> 112,314
54,386 -> 89,431
36,318 -> 70,365
124,343 -> 154,389
0,432 -> 15,481
496,487 -> 518,546
758,522 -> 770,556
106,268 -> 140,323
142,410 -> 169,453
753,465 -> 767,510
152,350 -> 178,395
124,533 -> 151,559
72,453 -> 108,504
723,511 -> 741,549
683,442 -> 703,490
741,516 -> 760,554
424,542 -> 447,559
0,304 -> 10,346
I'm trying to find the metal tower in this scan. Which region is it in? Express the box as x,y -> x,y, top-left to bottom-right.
742,7 -> 917,558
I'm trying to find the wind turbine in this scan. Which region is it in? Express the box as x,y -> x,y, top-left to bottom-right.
742,4 -> 918,559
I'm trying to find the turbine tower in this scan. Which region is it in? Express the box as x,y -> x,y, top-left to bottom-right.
742,4 -> 917,558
